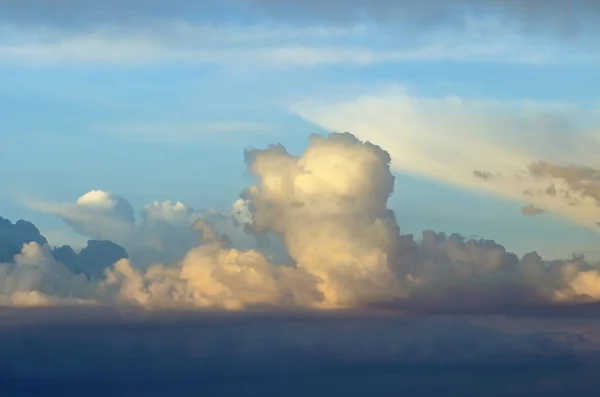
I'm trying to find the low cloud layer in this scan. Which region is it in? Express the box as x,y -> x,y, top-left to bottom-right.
4,132 -> 600,312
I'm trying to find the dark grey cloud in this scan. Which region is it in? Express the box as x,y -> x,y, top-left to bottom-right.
530,161 -> 600,183
2,0 -> 599,41
0,307 -> 599,396
52,240 -> 128,278
394,230 -> 600,310
0,0 -> 224,28
247,0 -> 600,37
0,216 -> 128,277
473,170 -> 494,180
528,161 -> 600,204
0,217 -> 47,263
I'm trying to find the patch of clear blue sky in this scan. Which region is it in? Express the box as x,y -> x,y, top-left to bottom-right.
2,53 -> 600,258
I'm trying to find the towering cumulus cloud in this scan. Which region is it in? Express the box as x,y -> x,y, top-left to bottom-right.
100,133 -> 402,309
243,133 -> 404,306
5,132 -> 600,310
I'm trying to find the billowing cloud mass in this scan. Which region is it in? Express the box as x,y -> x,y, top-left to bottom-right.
5,132 -> 600,311
242,133 -> 404,306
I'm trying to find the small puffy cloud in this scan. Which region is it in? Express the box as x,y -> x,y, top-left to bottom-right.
231,198 -> 253,225
473,170 -> 494,180
522,204 -> 546,216
56,190 -> 135,242
141,200 -> 195,226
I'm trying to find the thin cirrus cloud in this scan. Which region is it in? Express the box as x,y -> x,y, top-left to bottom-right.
0,26 -> 570,67
290,87 -> 600,231
93,121 -> 278,143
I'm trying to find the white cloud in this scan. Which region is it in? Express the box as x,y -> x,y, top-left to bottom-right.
290,88 -> 600,230
27,191 -> 202,266
12,132 -> 600,310
0,242 -> 98,306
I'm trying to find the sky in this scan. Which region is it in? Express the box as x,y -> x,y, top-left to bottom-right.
5,2 -> 600,394
3,0 -> 600,262
1,1 -> 600,301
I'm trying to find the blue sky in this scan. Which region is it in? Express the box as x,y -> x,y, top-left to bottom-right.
2,0 -> 600,259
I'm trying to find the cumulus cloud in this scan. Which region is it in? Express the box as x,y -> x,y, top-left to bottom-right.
1,216 -> 129,287
241,133 -> 406,306
291,89 -> 600,230
399,231 -> 600,310
76,133 -> 405,309
30,192 -> 205,267
0,242 -> 98,306
0,216 -> 47,263
9,132 -> 600,312
57,190 -> 135,241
